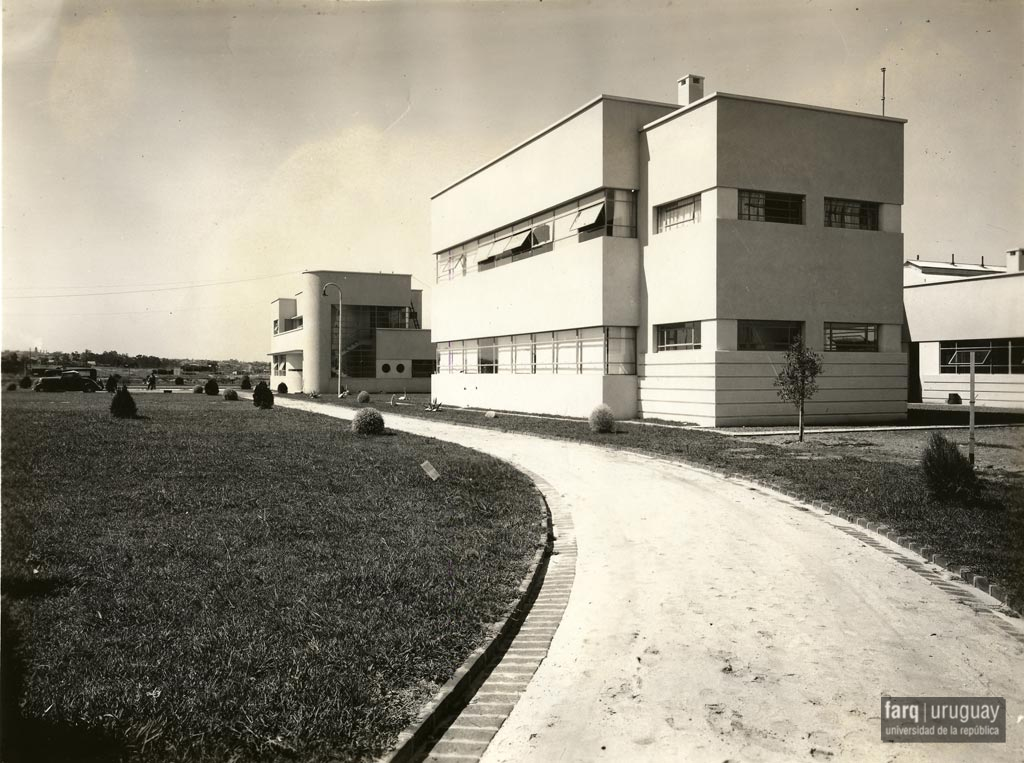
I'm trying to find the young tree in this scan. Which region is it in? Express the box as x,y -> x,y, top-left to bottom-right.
774,338 -> 824,442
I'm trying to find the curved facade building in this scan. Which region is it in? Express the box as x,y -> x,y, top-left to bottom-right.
270,270 -> 434,395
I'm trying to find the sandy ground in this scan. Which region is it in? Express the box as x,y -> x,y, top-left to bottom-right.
274,397 -> 1024,762
751,427 -> 1024,476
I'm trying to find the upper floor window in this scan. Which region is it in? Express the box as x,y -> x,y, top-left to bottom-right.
737,320 -> 803,351
656,195 -> 701,233
656,321 -> 701,351
824,198 -> 880,230
825,322 -> 879,352
272,319 -> 279,335
738,190 -> 804,225
940,338 -> 1024,375
435,188 -> 637,282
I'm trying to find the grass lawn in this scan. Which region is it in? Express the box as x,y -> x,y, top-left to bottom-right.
310,392 -> 1024,611
1,392 -> 544,762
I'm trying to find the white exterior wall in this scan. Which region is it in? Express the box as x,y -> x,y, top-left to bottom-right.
906,273 -> 1024,409
430,97 -> 677,416
432,373 -> 637,419
432,235 -> 640,342
639,95 -> 907,426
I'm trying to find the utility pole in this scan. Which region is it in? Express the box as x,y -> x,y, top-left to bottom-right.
321,282 -> 344,397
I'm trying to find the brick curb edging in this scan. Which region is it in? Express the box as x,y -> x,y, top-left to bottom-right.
376,487 -> 555,763
720,471 -> 1022,619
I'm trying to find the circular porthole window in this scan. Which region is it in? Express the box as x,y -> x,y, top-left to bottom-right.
381,363 -> 391,373
396,363 -> 405,373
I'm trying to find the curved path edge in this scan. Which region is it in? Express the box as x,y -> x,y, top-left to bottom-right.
378,482 -> 553,763
260,396 -> 577,763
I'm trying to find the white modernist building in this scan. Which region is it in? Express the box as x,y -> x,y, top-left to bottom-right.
430,76 -> 908,426
270,271 -> 434,395
904,250 -> 1024,408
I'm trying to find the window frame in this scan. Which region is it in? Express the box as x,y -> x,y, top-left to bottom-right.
737,320 -> 804,351
655,194 -> 701,233
824,197 -> 881,231
940,338 -> 1023,375
655,321 -> 702,351
738,189 -> 805,225
824,322 -> 879,352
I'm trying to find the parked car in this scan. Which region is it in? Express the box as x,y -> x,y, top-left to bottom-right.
33,372 -> 102,393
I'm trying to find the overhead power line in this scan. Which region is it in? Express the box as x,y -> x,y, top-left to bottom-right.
3,271 -> 295,300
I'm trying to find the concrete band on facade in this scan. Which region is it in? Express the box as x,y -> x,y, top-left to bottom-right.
428,77 -> 917,427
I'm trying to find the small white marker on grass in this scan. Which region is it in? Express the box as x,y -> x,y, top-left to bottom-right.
421,460 -> 440,481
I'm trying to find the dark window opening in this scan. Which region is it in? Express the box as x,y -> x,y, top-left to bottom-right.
738,190 -> 804,225
737,320 -> 803,351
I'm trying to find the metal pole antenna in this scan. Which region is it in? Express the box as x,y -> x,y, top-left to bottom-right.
881,67 -> 886,116
969,351 -> 976,466
321,282 -> 343,397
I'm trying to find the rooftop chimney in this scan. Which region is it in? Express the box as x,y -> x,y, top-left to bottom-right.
678,74 -> 704,105
1007,248 -> 1024,273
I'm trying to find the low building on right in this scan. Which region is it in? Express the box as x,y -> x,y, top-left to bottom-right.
904,248 -> 1024,408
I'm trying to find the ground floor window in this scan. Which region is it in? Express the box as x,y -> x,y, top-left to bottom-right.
939,338 -> 1024,374
272,354 -> 285,376
411,359 -> 435,378
437,326 -> 636,375
737,320 -> 803,351
824,322 -> 879,352
656,321 -> 701,351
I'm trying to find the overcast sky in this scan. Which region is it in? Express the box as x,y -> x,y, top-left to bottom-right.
3,0 -> 1022,360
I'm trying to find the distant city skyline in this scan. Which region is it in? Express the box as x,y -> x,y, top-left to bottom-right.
4,0 -> 1022,359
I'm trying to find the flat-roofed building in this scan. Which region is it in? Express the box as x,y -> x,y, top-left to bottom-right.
270,271 -> 434,395
904,249 -> 1024,408
431,76 -> 908,426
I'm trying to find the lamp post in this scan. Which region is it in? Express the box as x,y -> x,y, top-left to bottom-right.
321,282 -> 343,397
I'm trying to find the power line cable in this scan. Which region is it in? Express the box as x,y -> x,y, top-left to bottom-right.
3,271 -> 296,300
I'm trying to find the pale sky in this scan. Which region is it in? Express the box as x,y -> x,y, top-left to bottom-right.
3,0 -> 1022,360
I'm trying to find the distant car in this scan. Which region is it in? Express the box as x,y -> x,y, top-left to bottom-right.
33,372 -> 102,393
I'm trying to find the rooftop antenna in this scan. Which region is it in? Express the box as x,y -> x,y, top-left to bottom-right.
880,67 -> 886,115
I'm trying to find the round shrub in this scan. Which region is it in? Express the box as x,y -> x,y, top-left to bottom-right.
223,389 -> 239,401
193,385 -> 204,394
921,432 -> 977,500
204,378 -> 219,396
174,376 -> 184,386
7,383 -> 18,392
110,386 -> 138,419
105,374 -> 120,394
240,375 -> 252,390
18,375 -> 32,389
252,381 -> 274,409
351,407 -> 385,435
356,390 -> 371,404
277,382 -> 288,394
588,403 -> 616,434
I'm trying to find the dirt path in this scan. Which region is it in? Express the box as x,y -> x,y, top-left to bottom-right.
275,398 -> 1024,762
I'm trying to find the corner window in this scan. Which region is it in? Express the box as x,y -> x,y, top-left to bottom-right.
825,322 -> 879,352
656,195 -> 701,233
272,319 -> 279,335
738,190 -> 804,225
824,198 -> 880,230
656,321 -> 701,351
737,320 -> 803,351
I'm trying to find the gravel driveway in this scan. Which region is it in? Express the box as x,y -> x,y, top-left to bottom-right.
274,397 -> 1024,762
